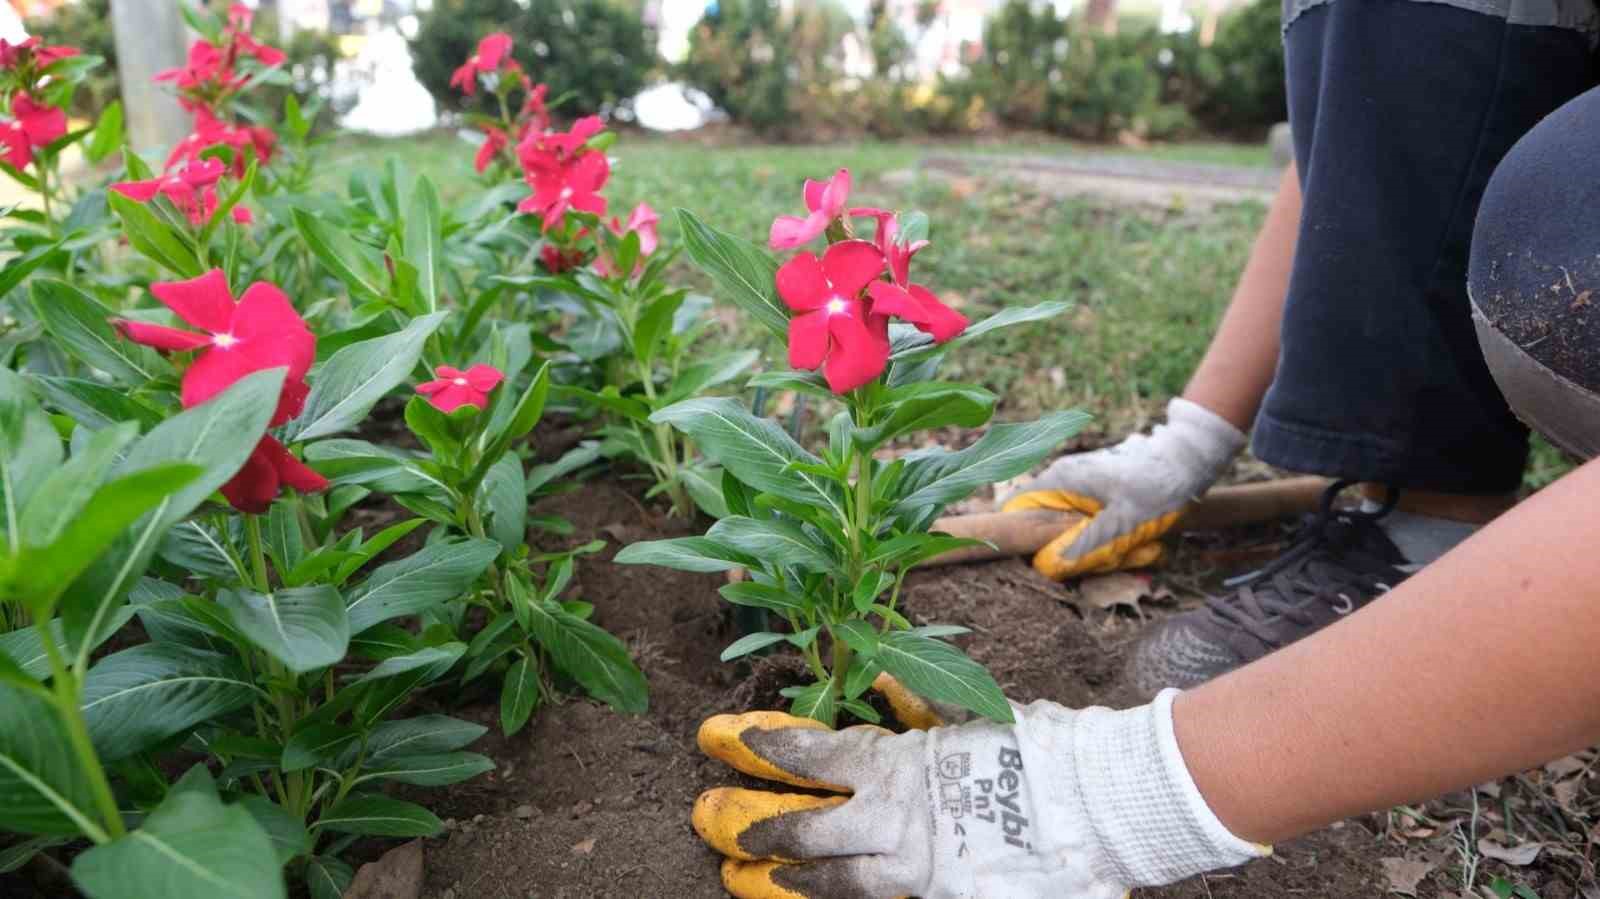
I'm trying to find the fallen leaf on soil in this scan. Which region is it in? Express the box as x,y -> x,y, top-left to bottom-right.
343,839 -> 423,899
1571,289 -> 1592,311
1067,573 -> 1173,619
1544,753 -> 1590,778
572,837 -> 596,856
1379,856 -> 1436,896
1477,839 -> 1543,866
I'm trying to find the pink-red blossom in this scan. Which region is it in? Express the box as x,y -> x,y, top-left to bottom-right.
775,240 -> 890,394
222,435 -> 328,514
594,202 -> 660,278
12,93 -> 65,149
113,269 -> 314,426
167,108 -> 274,177
0,122 -> 31,170
518,149 -> 609,232
770,168 -> 852,250
475,126 -> 508,174
111,158 -> 228,226
540,243 -> 587,273
450,32 -> 514,95
0,38 -> 80,70
865,213 -> 968,343
416,364 -> 504,412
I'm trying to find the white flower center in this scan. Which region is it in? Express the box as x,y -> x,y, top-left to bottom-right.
212,332 -> 238,348
453,377 -> 468,386
559,187 -> 573,200
824,297 -> 849,316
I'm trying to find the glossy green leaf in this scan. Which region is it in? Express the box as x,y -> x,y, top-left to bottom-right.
676,209 -> 788,339
524,599 -> 647,714
305,856 -> 353,899
613,536 -> 757,573
286,312 -> 447,441
499,655 -> 539,736
855,383 -> 996,448
404,176 -> 444,313
314,795 -> 441,837
291,207 -> 387,301
106,191 -> 203,277
30,279 -> 174,384
662,350 -> 760,403
359,715 -> 486,762
719,632 -> 788,662
343,537 -> 500,634
785,681 -> 837,727
0,682 -> 100,837
81,644 -> 258,760
71,786 -> 284,899
718,582 -> 805,615
218,585 -> 349,674
16,422 -> 136,547
706,516 -> 837,573
481,453 -> 526,555
875,631 -> 1012,724
651,397 -> 844,520
891,412 -> 1092,514
891,301 -> 1070,363
358,751 -> 495,787
237,795 -> 311,865
26,375 -> 165,431
0,367 -> 64,531
282,723 -> 359,772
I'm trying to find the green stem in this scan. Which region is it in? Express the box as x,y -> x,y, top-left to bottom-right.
829,630 -> 853,704
636,359 -> 692,516
38,627 -> 122,841
244,514 -> 271,593
463,500 -> 508,611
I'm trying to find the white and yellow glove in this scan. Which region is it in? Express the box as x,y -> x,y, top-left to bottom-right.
999,398 -> 1246,580
693,683 -> 1267,899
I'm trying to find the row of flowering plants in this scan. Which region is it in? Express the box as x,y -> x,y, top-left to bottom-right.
0,19 -> 689,899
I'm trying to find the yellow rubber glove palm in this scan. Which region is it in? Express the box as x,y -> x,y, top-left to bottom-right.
998,398 -> 1246,580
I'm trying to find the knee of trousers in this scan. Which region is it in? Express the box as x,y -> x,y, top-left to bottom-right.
1469,85 -> 1600,462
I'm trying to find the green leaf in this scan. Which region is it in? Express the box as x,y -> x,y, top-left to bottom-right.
500,654 -> 539,736
0,836 -> 68,874
358,715 -> 486,763
483,360 -> 551,459
404,176 -> 445,313
0,367 -> 64,531
291,208 -> 387,301
81,644 -> 259,761
237,795 -> 311,865
633,291 -> 686,365
285,312 -> 447,442
718,581 -> 806,615
891,301 -> 1071,363
663,350 -> 760,403
613,536 -> 757,573
747,369 -> 835,401
0,240 -> 67,301
314,795 -> 441,837
833,620 -> 881,657
344,537 -> 500,634
17,422 -> 136,547
264,501 -> 305,575
0,682 -> 101,837
524,599 -> 647,714
481,452 -> 526,555
0,609 -> 135,681
303,439 -> 449,496
30,279 -> 174,384
867,533 -> 994,569
706,516 -> 837,573
26,374 -> 164,431
305,856 -> 353,899
71,786 -> 285,899
785,681 -> 837,727
676,209 -> 788,338
855,383 -> 996,448
351,643 -> 465,685
652,397 -> 844,520
359,751 -> 495,787
282,722 -> 358,773
891,412 -> 1092,514
218,585 -> 350,674
62,370 -> 282,659
719,632 -> 788,662
875,631 -> 1012,724
10,462 -> 203,614
106,191 -> 203,277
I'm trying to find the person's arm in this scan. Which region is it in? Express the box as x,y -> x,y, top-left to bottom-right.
1179,454 -> 1600,844
1182,162 -> 1301,431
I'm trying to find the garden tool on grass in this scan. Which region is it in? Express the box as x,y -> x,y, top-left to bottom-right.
692,675 -> 1267,899
931,475 -> 1332,568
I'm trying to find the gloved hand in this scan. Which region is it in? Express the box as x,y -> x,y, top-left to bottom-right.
692,684 -> 1267,899
998,397 -> 1246,580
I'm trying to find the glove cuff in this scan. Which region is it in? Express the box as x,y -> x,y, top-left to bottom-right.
1073,689 -> 1268,886
1162,398 -> 1247,485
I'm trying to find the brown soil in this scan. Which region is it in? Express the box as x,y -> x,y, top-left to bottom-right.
414,481 -> 1400,899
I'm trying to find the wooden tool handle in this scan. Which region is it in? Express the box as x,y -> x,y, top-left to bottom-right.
924,476 -> 1330,567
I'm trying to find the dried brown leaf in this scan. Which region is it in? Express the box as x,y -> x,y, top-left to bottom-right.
1379,856 -> 1436,897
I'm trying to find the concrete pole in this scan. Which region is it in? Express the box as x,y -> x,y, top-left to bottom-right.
111,0 -> 192,154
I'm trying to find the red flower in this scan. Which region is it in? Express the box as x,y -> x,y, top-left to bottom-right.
0,121 -> 31,170
521,82 -> 551,133
156,40 -> 227,91
864,213 -> 968,343
222,434 -> 328,514
113,269 -> 314,426
540,243 -> 586,273
0,38 -> 79,70
450,32 -> 514,95
227,3 -> 254,30
111,158 -> 228,226
775,240 -> 890,394
167,109 -> 274,177
518,150 -> 609,232
594,202 -> 660,278
416,364 -> 504,412
12,93 -> 65,149
769,168 -> 854,250
235,32 -> 287,67
475,126 -> 508,174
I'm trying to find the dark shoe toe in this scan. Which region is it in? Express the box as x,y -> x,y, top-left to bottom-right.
1126,612 -> 1247,699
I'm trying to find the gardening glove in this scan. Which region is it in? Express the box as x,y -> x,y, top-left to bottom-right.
692,687 -> 1268,899
997,397 -> 1246,580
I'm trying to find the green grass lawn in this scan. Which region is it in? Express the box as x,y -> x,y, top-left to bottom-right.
326,130 -> 1268,441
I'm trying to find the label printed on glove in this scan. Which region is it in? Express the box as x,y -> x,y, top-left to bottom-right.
932,744 -> 1034,860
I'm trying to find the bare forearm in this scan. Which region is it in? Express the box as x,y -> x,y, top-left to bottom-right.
1182,163 -> 1301,431
1176,457 -> 1600,844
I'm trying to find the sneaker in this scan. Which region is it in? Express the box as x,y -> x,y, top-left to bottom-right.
1127,481 -> 1411,697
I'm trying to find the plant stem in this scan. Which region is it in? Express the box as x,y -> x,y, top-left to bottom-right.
829,632 -> 853,704
38,625 -> 122,841
462,499 -> 508,611
244,514 -> 271,593
636,358 -> 692,516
